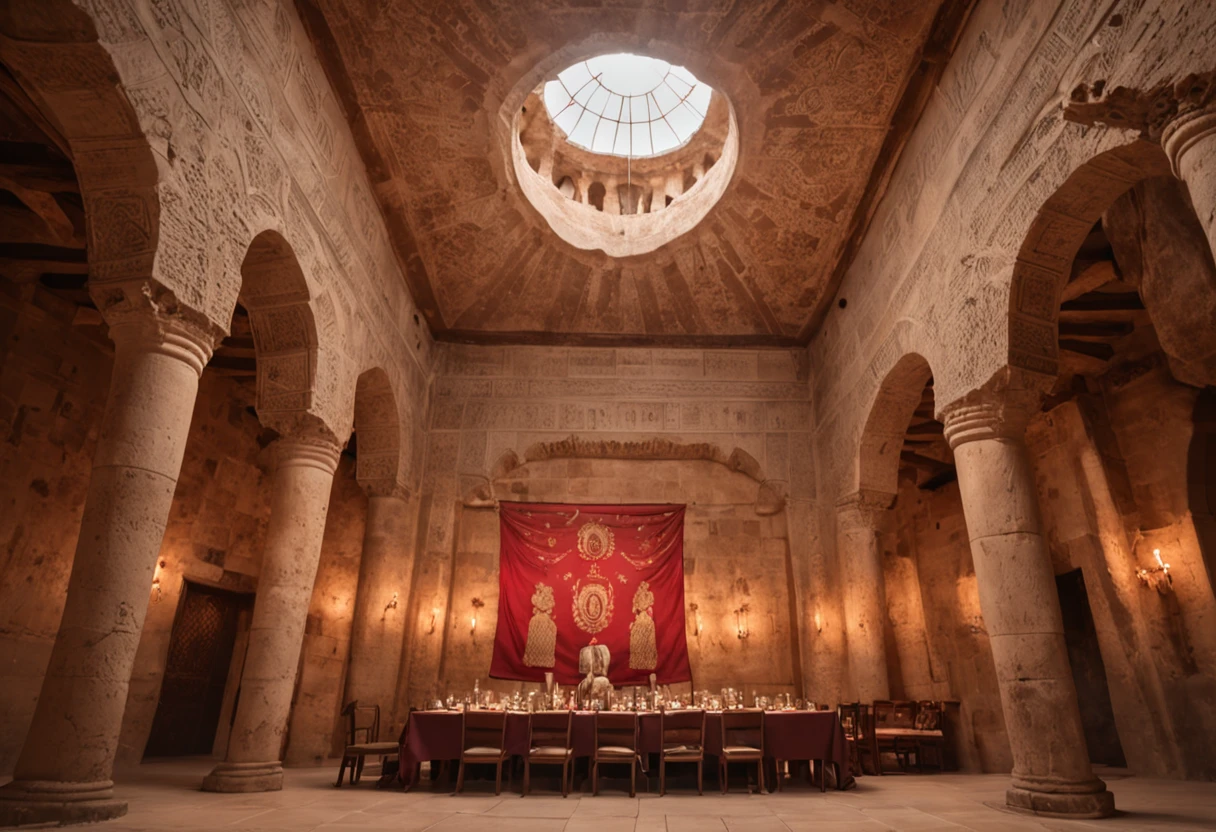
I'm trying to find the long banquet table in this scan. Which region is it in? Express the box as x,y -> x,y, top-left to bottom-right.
398,709 -> 849,790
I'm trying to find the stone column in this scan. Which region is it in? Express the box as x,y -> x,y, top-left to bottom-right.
345,487 -> 414,715
835,492 -> 891,703
942,393 -> 1114,818
202,432 -> 342,793
0,314 -> 215,826
1162,102 -> 1216,259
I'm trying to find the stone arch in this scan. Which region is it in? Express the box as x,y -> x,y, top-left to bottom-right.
462,436 -> 784,515
238,229 -> 322,432
0,2 -> 186,328
1007,139 -> 1172,379
856,353 -> 934,500
352,367 -> 403,494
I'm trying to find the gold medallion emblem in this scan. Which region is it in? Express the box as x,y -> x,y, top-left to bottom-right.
571,564 -> 614,635
577,521 -> 615,561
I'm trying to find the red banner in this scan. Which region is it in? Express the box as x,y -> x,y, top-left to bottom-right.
490,502 -> 691,686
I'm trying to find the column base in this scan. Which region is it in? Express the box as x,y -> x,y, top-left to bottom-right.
1005,779 -> 1115,819
0,779 -> 127,826
201,761 -> 284,793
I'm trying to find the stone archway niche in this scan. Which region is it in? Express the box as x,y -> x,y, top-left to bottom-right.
500,45 -> 739,257
461,435 -> 782,516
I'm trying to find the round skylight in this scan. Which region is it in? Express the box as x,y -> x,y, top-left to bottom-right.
543,53 -> 712,158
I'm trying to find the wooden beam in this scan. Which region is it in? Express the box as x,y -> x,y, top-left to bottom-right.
1061,260 -> 1117,303
1060,292 -> 1144,312
1059,339 -> 1115,361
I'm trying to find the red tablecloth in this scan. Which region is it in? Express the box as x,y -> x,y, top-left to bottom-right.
399,710 -> 848,788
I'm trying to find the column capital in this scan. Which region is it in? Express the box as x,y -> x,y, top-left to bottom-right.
106,309 -> 222,378
835,489 -> 893,530
1161,104 -> 1216,177
271,428 -> 343,476
939,369 -> 1046,450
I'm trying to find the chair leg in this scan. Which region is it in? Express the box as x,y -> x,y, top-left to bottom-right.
630,758 -> 636,798
592,761 -> 599,796
756,759 -> 764,794
495,760 -> 503,796
523,760 -> 530,796
353,755 -> 364,785
659,759 -> 666,796
335,756 -> 348,787
455,759 -> 467,794
697,759 -> 703,795
720,760 -> 728,794
775,759 -> 782,792
821,760 -> 827,793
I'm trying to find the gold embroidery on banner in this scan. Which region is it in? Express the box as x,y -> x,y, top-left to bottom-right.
577,521 -> 615,561
524,582 -> 557,667
629,581 -> 657,670
572,563 -> 614,636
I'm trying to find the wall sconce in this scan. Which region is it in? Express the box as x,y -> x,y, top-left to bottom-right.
813,610 -> 823,633
150,559 -> 166,602
470,597 -> 485,636
734,603 -> 750,640
690,603 -> 703,638
427,608 -> 439,635
1136,548 -> 1172,592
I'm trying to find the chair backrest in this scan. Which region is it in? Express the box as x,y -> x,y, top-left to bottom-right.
529,711 -> 572,750
873,699 -> 895,728
341,700 -> 380,744
461,710 -> 507,752
891,700 -> 916,728
720,709 -> 764,751
837,702 -> 861,740
915,701 -> 942,730
595,711 -> 638,752
660,709 -> 705,748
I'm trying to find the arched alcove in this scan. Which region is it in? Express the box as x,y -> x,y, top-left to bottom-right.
856,353 -> 935,499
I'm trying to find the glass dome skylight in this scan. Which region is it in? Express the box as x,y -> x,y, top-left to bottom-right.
543,53 -> 712,158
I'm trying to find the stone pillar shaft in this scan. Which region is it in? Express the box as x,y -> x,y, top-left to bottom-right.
0,316 -> 214,826
202,435 -> 341,793
345,491 -> 414,713
836,493 -> 891,703
944,395 -> 1114,818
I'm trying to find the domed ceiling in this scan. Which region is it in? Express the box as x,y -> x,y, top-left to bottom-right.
299,0 -> 972,346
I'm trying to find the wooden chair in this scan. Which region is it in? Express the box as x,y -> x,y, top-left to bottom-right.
525,711 -> 574,797
335,701 -> 399,787
873,699 -> 918,773
455,710 -> 508,795
593,711 -> 640,797
910,701 -> 947,771
659,709 -> 705,795
719,709 -> 764,794
838,702 -> 880,776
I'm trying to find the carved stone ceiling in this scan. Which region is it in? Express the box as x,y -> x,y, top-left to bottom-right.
300,0 -> 966,347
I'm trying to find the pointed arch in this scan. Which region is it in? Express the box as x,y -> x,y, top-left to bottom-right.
856,353 -> 934,500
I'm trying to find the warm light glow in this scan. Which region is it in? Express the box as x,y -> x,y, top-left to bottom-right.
814,611 -> 823,633
428,608 -> 439,634
734,604 -> 750,640
150,559 -> 166,602
1136,546 -> 1173,590
470,616 -> 478,634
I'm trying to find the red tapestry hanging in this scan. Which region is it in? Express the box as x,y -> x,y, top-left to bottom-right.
490,502 -> 691,686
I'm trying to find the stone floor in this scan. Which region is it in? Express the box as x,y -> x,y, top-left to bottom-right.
16,760 -> 1214,831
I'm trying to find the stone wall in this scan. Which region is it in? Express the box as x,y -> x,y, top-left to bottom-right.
437,458 -> 798,702
885,478 -> 1012,773
0,272 -> 371,775
0,280 -> 113,777
1027,376 -> 1216,780
396,342 -> 818,719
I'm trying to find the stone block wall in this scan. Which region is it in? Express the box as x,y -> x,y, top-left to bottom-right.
396,342 -> 820,718
1026,376 -> 1216,780
0,274 -> 369,775
0,280 -> 113,777
885,478 -> 1012,774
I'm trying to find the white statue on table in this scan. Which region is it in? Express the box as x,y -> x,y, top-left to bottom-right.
577,644 -> 612,709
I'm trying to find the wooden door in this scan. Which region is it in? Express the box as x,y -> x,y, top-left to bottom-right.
144,582 -> 250,758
